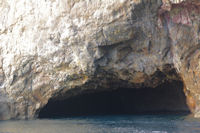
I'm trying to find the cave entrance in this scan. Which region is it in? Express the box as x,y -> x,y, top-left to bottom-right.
38,80 -> 190,118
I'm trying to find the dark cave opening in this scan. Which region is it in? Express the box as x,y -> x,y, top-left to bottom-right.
38,81 -> 190,118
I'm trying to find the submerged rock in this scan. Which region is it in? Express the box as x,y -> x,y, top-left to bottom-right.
0,0 -> 200,120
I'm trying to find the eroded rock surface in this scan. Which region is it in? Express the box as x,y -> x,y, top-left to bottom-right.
0,0 -> 200,120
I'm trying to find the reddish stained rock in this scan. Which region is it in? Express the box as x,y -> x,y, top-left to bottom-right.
172,7 -> 191,25
159,0 -> 200,26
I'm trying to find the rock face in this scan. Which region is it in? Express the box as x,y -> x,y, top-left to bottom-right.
0,0 -> 200,120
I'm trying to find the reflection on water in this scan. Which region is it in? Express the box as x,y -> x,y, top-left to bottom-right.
0,114 -> 200,133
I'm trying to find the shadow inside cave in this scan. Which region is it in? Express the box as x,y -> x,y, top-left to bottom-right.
38,80 -> 190,118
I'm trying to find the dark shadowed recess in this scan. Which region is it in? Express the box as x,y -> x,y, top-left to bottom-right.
38,80 -> 190,118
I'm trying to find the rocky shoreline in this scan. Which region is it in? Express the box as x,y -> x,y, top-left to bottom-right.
0,0 -> 200,120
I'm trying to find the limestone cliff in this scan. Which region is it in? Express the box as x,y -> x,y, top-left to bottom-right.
0,0 -> 200,120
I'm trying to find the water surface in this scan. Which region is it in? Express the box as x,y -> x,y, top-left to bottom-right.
0,114 -> 200,133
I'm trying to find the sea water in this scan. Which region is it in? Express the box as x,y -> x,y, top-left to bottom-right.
0,114 -> 200,133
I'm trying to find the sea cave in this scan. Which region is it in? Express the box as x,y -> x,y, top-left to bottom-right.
38,80 -> 190,118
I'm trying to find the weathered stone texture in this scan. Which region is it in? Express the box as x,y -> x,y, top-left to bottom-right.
0,0 -> 200,120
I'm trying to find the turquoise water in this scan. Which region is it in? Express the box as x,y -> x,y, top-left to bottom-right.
0,114 -> 200,133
